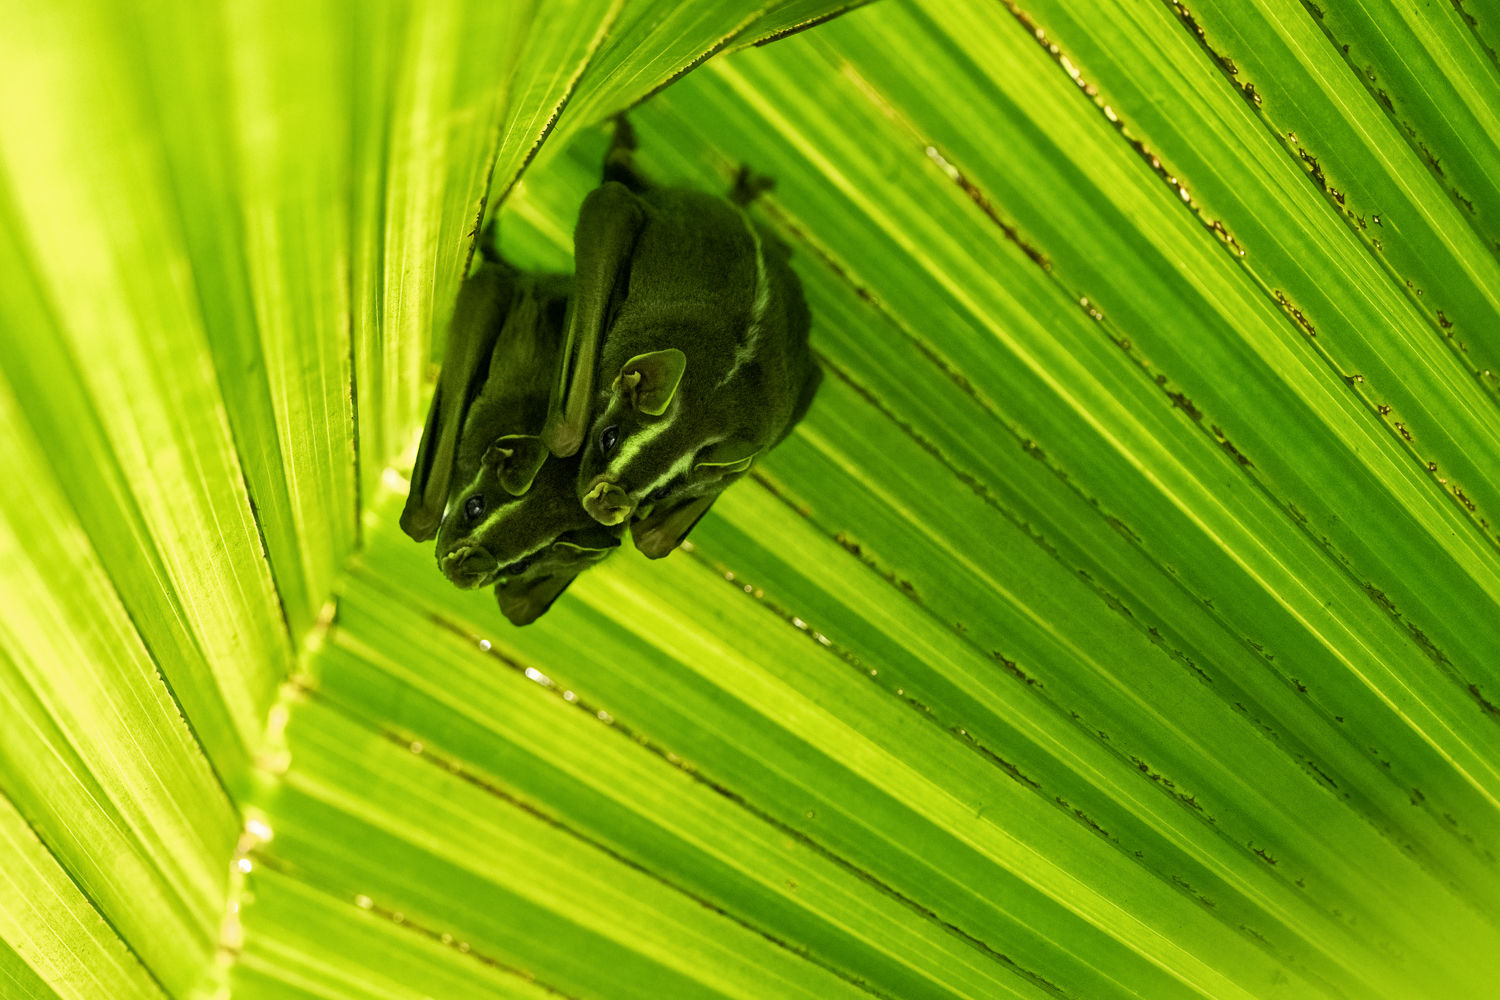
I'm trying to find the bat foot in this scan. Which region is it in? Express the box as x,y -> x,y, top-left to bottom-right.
609,113 -> 637,152
603,114 -> 651,192
729,165 -> 775,206
478,217 -> 502,263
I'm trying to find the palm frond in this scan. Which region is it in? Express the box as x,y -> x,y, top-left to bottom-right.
2,1 -> 1497,997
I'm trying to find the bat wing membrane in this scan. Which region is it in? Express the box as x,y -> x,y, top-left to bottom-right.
401,263 -> 515,541
542,181 -> 644,458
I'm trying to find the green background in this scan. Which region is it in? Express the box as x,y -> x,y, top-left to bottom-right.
1,0 -> 1498,997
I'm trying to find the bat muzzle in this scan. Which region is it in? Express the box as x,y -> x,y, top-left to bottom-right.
440,545 -> 498,589
583,479 -> 634,525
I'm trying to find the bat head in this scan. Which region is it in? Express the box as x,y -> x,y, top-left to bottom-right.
575,345 -> 762,538
492,522 -> 622,625
436,440 -> 622,595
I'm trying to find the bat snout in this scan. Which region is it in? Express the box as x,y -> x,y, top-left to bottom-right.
440,544 -> 498,589
583,477 -> 634,526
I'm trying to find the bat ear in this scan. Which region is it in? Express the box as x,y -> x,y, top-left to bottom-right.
482,434 -> 548,496
630,494 -> 717,559
694,439 -> 760,478
552,523 -> 623,561
612,349 -> 686,416
496,573 -> 577,626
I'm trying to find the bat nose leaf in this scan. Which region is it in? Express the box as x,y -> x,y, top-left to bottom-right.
440,545 -> 498,589
583,480 -> 634,525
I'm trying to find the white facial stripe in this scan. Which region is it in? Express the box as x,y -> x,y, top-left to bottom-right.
472,496 -> 520,540
607,407 -> 675,481
447,466 -> 536,557
717,210 -> 769,390
637,448 -> 697,499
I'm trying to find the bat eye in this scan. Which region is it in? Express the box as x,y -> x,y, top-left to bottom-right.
464,495 -> 485,520
649,483 -> 675,501
600,425 -> 620,455
502,559 -> 531,576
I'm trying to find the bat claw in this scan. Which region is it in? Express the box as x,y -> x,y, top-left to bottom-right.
541,420 -> 583,458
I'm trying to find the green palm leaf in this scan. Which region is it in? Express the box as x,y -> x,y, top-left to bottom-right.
1,1 -> 1497,998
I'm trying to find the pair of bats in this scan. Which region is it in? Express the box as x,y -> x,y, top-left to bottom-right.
400,119 -> 821,625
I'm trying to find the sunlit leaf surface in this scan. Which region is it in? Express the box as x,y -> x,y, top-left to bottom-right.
2,0 -> 1498,997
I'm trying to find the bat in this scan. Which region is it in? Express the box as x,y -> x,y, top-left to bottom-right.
546,117 -> 821,558
431,268 -> 627,620
403,231 -> 625,623
491,517 -> 622,626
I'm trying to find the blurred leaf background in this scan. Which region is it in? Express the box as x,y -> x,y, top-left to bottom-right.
2,0 -> 1499,997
